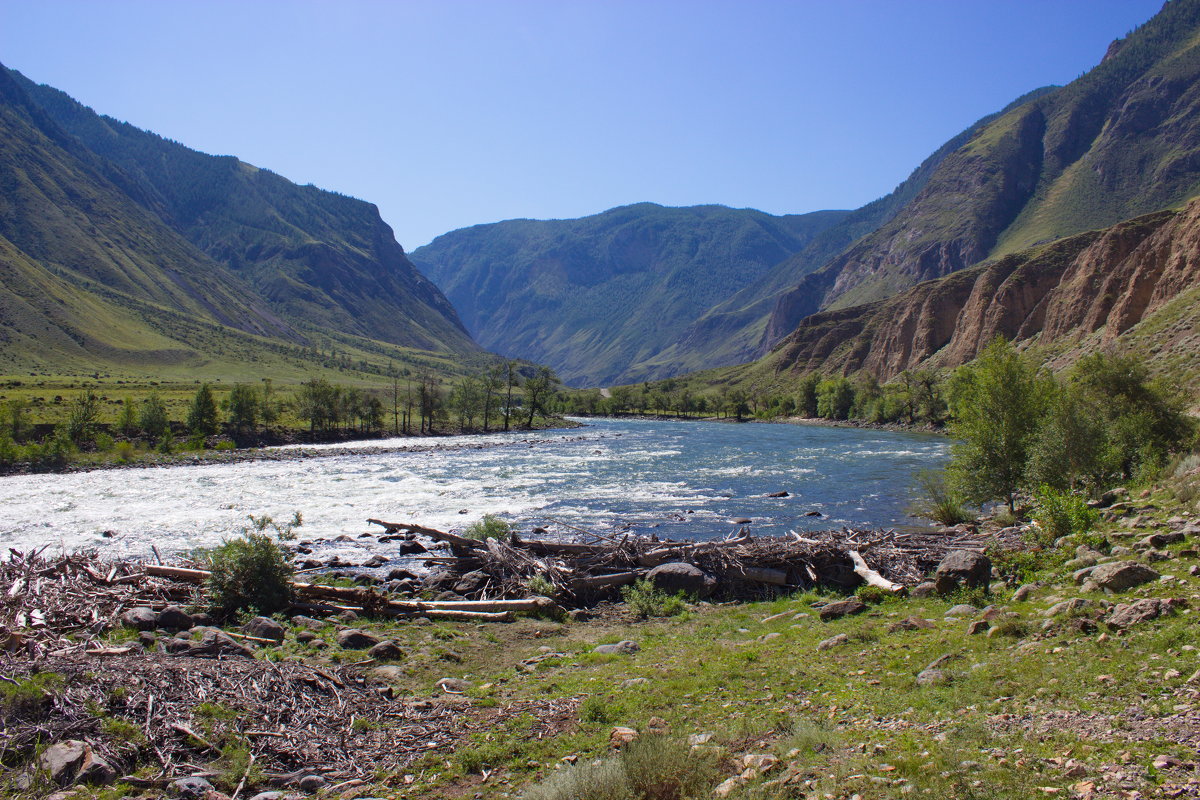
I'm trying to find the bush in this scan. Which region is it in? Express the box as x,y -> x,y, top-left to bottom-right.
621,579 -> 687,619
908,469 -> 974,525
202,513 -> 300,618
526,574 -> 556,597
523,735 -> 715,800
1032,485 -> 1098,540
463,514 -> 512,541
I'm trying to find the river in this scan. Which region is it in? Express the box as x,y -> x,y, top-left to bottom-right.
0,418 -> 948,562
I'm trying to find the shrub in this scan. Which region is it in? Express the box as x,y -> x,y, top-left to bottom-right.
139,393 -> 170,444
463,514 -> 512,541
908,469 -> 974,525
1032,485 -> 1098,540
621,579 -> 687,619
202,513 -> 300,618
526,574 -> 556,597
579,694 -> 617,724
523,735 -> 715,800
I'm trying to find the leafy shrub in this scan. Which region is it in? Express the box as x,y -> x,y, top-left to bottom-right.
526,574 -> 556,597
855,584 -> 891,605
908,469 -> 974,525
621,579 -> 687,618
1032,485 -> 1097,540
114,441 -> 136,463
463,514 -> 512,541
202,513 -> 300,618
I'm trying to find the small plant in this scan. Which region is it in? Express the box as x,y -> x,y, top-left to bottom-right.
526,574 -> 556,597
201,513 -> 300,618
462,514 -> 512,541
114,441 -> 136,463
579,694 -> 616,724
0,672 -> 63,719
1032,485 -> 1098,540
908,469 -> 974,526
621,579 -> 687,619
855,584 -> 891,605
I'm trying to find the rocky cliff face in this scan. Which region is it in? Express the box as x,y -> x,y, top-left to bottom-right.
758,198 -> 1200,383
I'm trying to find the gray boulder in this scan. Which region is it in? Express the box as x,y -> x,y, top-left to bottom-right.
171,777 -> 216,798
243,616 -> 286,642
818,599 -> 866,621
934,550 -> 991,595
156,605 -> 194,631
1089,561 -> 1160,592
594,640 -> 639,655
368,640 -> 405,660
645,562 -> 718,598
817,633 -> 849,651
120,607 -> 159,631
39,741 -> 88,785
916,668 -> 951,687
336,629 -> 381,649
1106,598 -> 1184,630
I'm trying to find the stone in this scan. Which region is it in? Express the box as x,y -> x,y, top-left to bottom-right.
916,668 -> 950,687
1144,549 -> 1171,562
368,640 -> 405,660
436,677 -> 473,693
453,570 -> 488,595
945,604 -> 977,617
371,665 -> 406,682
120,607 -> 159,631
39,741 -> 89,785
75,753 -> 116,785
714,777 -> 742,797
647,716 -> 670,734
889,616 -> 934,632
243,616 -> 285,642
645,562 -> 718,598
934,550 -> 991,595
765,491 -> 789,498
290,615 -> 326,630
966,620 -> 989,635
1106,598 -> 1182,630
687,733 -> 715,746
609,726 -> 639,748
741,754 -> 780,773
817,633 -> 849,651
1089,561 -> 1160,592
388,567 -> 419,581
396,541 -> 428,555
1012,584 -> 1035,602
594,640 -> 639,655
1072,566 -> 1097,585
621,678 -> 649,688
818,598 -> 867,621
362,554 -> 389,567
910,582 -> 937,598
336,629 -> 381,649
170,777 -> 216,798
156,605 -> 194,631
1044,598 -> 1095,618
188,629 -> 255,658
295,630 -> 317,643
731,518 -> 753,525
1139,532 -> 1185,549
297,776 -> 328,793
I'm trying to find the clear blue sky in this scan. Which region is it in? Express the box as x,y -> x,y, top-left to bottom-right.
1,0 -> 1165,249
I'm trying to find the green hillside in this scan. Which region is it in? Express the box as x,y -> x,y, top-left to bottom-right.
413,203 -> 848,386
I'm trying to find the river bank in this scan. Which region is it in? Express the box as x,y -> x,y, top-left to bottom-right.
2,485 -> 1197,799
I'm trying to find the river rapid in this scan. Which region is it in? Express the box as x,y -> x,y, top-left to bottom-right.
0,418 -> 948,562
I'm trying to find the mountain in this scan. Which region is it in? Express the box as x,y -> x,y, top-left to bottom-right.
763,0 -> 1200,347
412,203 -> 848,386
0,64 -> 483,380
726,197 -> 1200,394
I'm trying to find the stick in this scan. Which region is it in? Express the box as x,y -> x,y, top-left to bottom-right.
848,550 -> 907,594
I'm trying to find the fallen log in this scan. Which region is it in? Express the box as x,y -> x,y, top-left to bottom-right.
721,566 -> 789,586
848,550 -> 906,595
569,571 -> 641,591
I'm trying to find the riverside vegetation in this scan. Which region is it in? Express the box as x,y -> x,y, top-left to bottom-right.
0,362 -> 561,473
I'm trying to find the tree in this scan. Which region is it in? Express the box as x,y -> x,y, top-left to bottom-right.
797,375 -> 820,418
139,393 -> 170,444
1027,382 -> 1107,491
502,361 -> 519,432
259,379 -> 280,427
524,366 -> 556,427
226,383 -> 260,436
815,378 -> 854,420
65,389 -> 101,446
186,384 -> 219,438
5,399 -> 31,443
116,398 -> 138,438
481,366 -> 504,432
946,338 -> 1050,512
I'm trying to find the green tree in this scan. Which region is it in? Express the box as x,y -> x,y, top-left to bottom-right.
65,389 -> 101,446
139,393 -> 170,444
524,366 -> 557,427
186,384 -> 220,438
226,383 -> 260,436
797,375 -> 820,418
946,338 -> 1050,512
116,397 -> 138,438
815,377 -> 854,420
259,378 -> 280,427
4,399 -> 31,443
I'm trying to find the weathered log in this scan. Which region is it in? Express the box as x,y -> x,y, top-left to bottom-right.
511,535 -> 606,557
721,566 -> 789,586
366,518 -> 485,550
637,535 -> 753,567
847,550 -> 907,595
144,564 -> 209,583
569,571 -> 641,591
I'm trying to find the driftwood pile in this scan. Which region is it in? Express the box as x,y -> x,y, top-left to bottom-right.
369,519 -> 995,604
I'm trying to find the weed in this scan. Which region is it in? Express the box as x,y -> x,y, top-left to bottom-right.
527,574 -> 556,597
622,580 -> 688,619
463,514 -> 512,541
199,513 -> 299,618
1032,485 -> 1098,539
909,469 -> 975,525
579,695 -> 618,724
0,672 -> 62,719
101,717 -> 147,745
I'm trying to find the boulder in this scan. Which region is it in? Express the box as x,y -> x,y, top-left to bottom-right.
452,570 -> 488,595
243,616 -> 286,642
290,615 -> 326,630
594,640 -> 639,655
120,607 -> 159,631
765,491 -> 789,498
609,726 -> 639,748
156,606 -> 194,631
888,616 -> 934,632
396,541 -> 428,555
945,604 -> 977,617
1089,561 -> 1160,592
336,629 -> 380,649
645,562 -> 717,598
170,777 -> 216,798
371,665 -> 406,682
910,582 -> 937,598
818,599 -> 866,621
1138,532 -> 1184,549
436,677 -> 473,693
367,640 -> 405,660
934,550 -> 991,595
39,741 -> 89,785
1106,598 -> 1184,630
187,630 -> 255,658
916,668 -> 951,687
297,776 -> 328,793
817,633 -> 849,651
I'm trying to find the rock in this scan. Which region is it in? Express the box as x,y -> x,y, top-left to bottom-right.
297,775 -> 328,793
714,776 -> 742,797
156,605 -> 194,631
336,629 -> 380,649
39,741 -> 89,785
453,570 -> 488,595
945,604 -> 977,617
362,554 -> 389,567
647,716 -> 670,734
1012,584 -> 1035,602
76,753 -> 116,785
368,640 -> 405,660
817,633 -> 849,651
621,678 -> 649,688
290,615 -> 326,630
396,541 -> 428,555
120,607 -> 159,631
765,491 -> 789,498
1106,598 -> 1182,630
645,562 -> 717,598
1089,561 -> 1160,592
188,629 -> 255,658
803,510 -> 823,517
388,568 -> 419,581
731,518 -> 753,525
741,754 -> 780,773
436,677 -> 473,693
934,550 -> 991,595
295,630 -> 317,643
687,733 -> 715,746
371,665 -> 406,682
594,640 -> 640,655
916,668 -> 950,687
889,616 -> 934,632
1144,549 -> 1171,562
818,599 -> 866,621
609,727 -> 639,748
1139,532 -> 1185,549
243,616 -> 285,642
967,620 -> 989,635
1044,598 -> 1095,618
910,582 -> 937,598
171,777 -> 216,798
1072,566 -> 1097,585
